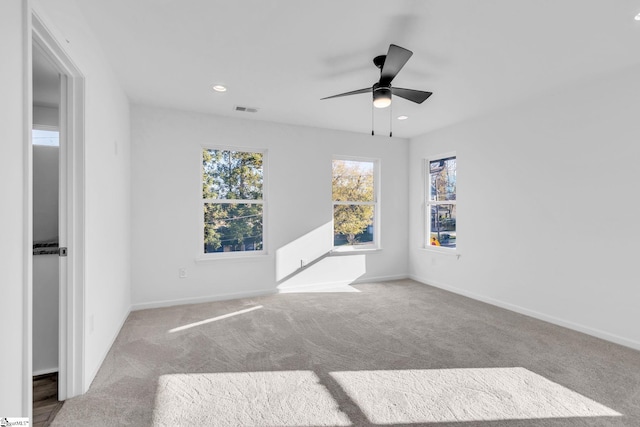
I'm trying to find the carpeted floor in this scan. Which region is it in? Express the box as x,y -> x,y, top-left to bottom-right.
52,279 -> 640,426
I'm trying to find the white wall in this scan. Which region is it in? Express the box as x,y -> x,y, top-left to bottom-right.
409,64 -> 640,350
33,105 -> 58,128
33,255 -> 59,375
0,0 -> 28,417
32,144 -> 59,375
33,0 -> 132,391
131,105 -> 409,308
33,145 -> 59,242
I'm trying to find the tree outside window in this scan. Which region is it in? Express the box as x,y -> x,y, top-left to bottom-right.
332,158 -> 378,248
202,148 -> 265,254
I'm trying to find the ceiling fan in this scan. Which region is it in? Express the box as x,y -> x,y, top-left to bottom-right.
321,44 -> 433,109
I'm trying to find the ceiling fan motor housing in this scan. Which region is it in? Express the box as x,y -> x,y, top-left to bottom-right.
373,82 -> 391,95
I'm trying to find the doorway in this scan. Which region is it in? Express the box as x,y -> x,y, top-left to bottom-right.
32,41 -> 62,423
30,12 -> 86,418
32,41 -> 60,374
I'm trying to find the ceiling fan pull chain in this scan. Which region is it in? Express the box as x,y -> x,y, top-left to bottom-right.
389,102 -> 393,137
371,102 -> 375,136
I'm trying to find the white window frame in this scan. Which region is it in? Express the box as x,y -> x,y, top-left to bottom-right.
424,152 -> 457,252
332,155 -> 381,252
200,146 -> 268,259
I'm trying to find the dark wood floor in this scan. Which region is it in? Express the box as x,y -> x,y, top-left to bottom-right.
33,372 -> 63,427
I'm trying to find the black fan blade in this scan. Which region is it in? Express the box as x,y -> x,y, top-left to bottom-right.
380,44 -> 413,85
391,87 -> 433,104
321,87 -> 371,100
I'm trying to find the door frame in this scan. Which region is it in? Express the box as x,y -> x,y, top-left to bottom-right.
30,10 -> 86,406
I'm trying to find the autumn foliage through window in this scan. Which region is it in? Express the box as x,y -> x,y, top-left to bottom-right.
427,155 -> 456,249
332,158 -> 377,248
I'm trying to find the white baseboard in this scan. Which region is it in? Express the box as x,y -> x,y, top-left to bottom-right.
410,275 -> 640,352
133,275 -> 410,310
84,306 -> 131,392
278,282 -> 360,293
131,289 -> 277,311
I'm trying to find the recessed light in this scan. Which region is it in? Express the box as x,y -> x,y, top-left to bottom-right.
635,12 -> 640,21
212,85 -> 227,92
397,115 -> 409,120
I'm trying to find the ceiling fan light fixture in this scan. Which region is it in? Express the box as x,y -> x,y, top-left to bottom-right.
373,87 -> 392,108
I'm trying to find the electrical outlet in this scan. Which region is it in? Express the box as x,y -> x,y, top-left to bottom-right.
178,268 -> 187,278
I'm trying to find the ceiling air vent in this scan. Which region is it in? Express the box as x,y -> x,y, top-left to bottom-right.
234,106 -> 259,113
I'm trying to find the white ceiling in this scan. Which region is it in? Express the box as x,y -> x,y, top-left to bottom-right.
74,0 -> 640,138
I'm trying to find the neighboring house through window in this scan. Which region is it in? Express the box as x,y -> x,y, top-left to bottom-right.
202,147 -> 266,255
332,157 -> 380,250
426,154 -> 456,249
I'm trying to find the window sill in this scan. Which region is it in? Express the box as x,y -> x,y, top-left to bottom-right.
331,247 -> 382,255
196,252 -> 272,263
418,246 -> 460,257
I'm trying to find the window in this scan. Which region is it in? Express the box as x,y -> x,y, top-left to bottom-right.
32,128 -> 60,146
202,148 -> 265,255
332,157 -> 379,249
426,155 -> 456,249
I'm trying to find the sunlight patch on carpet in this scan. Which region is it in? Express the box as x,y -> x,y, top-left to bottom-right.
168,305 -> 263,333
153,371 -> 351,426
330,367 -> 621,424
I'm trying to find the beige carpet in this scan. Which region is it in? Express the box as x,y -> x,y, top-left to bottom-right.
52,280 -> 640,426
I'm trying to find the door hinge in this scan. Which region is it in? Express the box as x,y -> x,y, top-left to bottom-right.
59,247 -> 68,257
